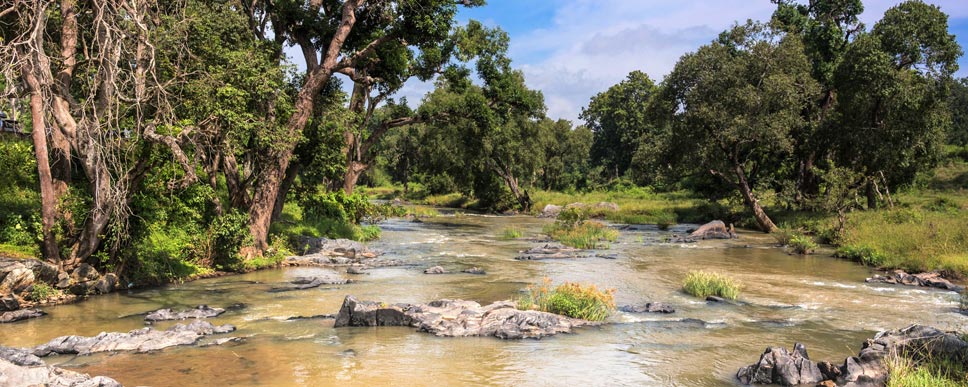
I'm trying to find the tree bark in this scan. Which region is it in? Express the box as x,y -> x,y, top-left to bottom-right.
343,161 -> 367,195
866,180 -> 878,210
725,165 -> 778,233
272,164 -> 299,222
22,67 -> 62,263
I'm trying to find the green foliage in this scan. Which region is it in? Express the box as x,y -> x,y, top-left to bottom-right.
789,234 -> 818,255
556,207 -> 589,228
517,279 -> 616,321
582,70 -> 660,180
210,211 -> 253,271
682,271 -> 741,300
499,227 -> 522,240
544,220 -> 618,249
836,245 -> 888,266
28,282 -> 57,302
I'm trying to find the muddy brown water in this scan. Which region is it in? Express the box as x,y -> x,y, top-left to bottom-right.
1,215 -> 964,386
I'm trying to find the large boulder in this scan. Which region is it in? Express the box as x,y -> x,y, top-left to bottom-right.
0,295 -> 20,311
689,220 -> 736,240
70,263 -> 101,283
539,204 -> 562,218
32,320 -> 237,356
333,295 -> 595,339
20,260 -> 60,284
145,305 -> 225,322
0,346 -> 121,387
737,325 -> 968,386
0,267 -> 34,295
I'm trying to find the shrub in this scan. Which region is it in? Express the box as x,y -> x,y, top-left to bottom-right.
517,279 -> 616,321
499,227 -> 523,240
682,270 -> 741,300
836,245 -> 888,267
210,211 -> 253,271
556,207 -> 589,228
789,234 -> 818,255
357,225 -> 381,242
29,282 -> 57,302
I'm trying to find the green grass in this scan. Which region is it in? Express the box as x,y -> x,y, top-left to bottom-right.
544,221 -> 619,249
682,270 -> 741,300
270,202 -> 380,245
888,351 -> 968,387
499,227 -> 523,240
530,189 -> 720,226
517,279 -> 616,321
0,243 -> 38,259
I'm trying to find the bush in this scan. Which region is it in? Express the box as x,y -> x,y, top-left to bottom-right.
682,270 -> 741,300
210,211 -> 253,271
887,349 -> 968,387
789,234 -> 818,255
29,282 -> 57,302
836,245 -> 888,267
517,279 -> 616,321
499,227 -> 523,240
357,225 -> 381,242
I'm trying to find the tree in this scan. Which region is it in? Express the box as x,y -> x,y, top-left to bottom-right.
241,0 -> 484,252
581,71 -> 659,180
770,0 -> 865,205
831,0 -> 961,208
949,78 -> 968,146
658,23 -> 818,232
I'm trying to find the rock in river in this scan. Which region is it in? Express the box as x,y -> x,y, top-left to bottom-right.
866,270 -> 964,293
334,295 -> 596,340
0,308 -> 46,323
145,305 -> 225,322
424,266 -> 448,274
0,346 -> 121,387
268,275 -> 352,292
737,324 -> 968,386
619,303 -> 675,314
673,220 -> 737,242
32,320 -> 237,356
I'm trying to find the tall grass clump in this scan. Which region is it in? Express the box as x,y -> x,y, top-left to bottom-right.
499,227 -> 523,240
887,350 -> 968,387
682,270 -> 741,300
545,207 -> 619,249
789,234 -> 818,255
517,279 -> 616,321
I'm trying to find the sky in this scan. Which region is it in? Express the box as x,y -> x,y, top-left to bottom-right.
380,0 -> 968,124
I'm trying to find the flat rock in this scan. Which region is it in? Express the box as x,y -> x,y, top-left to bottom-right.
673,220 -> 737,243
268,275 -> 352,292
284,254 -> 402,268
866,270 -> 964,293
0,346 -> 121,387
333,295 -> 596,340
619,303 -> 675,314
737,324 -> 968,386
515,244 -> 615,260
145,305 -> 225,322
0,308 -> 46,323
32,320 -> 237,356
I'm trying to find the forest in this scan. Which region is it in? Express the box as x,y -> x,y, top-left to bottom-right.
0,0 -> 966,287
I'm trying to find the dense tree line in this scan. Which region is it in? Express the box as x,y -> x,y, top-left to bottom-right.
0,0 -> 964,283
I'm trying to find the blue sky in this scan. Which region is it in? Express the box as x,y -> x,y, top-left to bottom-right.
389,0 -> 968,123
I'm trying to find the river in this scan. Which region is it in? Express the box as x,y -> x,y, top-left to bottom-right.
1,214 -> 963,386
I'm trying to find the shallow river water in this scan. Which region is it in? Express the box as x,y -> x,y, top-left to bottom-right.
1,214 -> 965,386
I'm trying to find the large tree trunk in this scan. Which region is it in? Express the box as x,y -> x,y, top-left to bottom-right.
866,180 -> 878,210
22,68 -> 62,263
343,161 -> 367,195
245,0 -> 361,253
493,163 -> 532,212
733,165 -> 777,233
272,164 -> 299,222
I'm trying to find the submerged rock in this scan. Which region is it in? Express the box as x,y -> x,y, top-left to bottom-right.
737,324 -> 968,386
268,275 -> 352,292
0,308 -> 46,323
346,266 -> 367,275
424,266 -> 448,274
619,303 -> 675,314
32,320 -> 237,356
333,295 -> 596,340
461,267 -> 486,275
515,244 -> 613,260
145,305 -> 225,322
0,346 -> 121,387
866,270 -> 964,293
